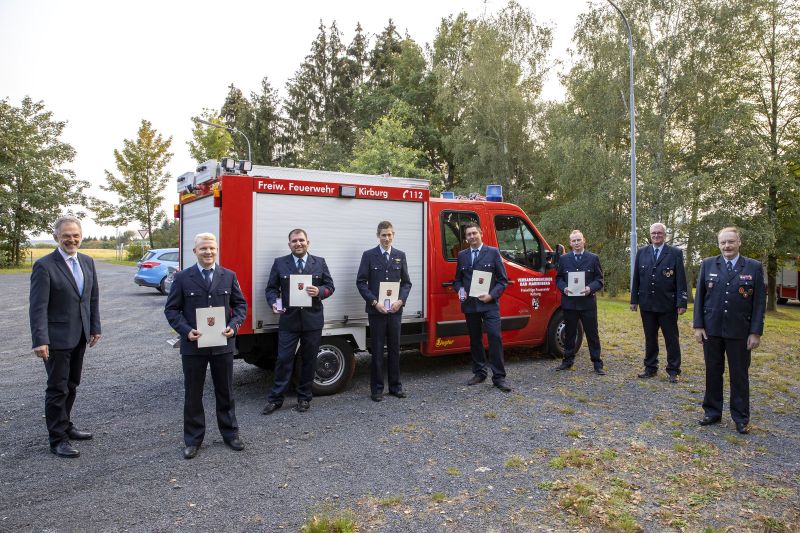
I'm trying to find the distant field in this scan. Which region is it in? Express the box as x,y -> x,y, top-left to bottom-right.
26,248 -> 124,261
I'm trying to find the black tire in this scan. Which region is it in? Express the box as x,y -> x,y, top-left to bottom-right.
546,309 -> 583,358
157,276 -> 167,295
777,297 -> 788,305
311,337 -> 356,396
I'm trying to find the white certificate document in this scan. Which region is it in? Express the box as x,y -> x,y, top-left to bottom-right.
196,306 -> 228,348
289,275 -> 313,307
379,282 -> 401,306
568,271 -> 585,296
469,270 -> 492,297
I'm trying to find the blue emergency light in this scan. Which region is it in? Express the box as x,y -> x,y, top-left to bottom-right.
441,191 -> 455,199
486,184 -> 503,202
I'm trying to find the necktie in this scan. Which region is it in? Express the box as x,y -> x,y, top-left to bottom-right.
576,254 -> 582,263
726,260 -> 733,272
69,257 -> 84,295
472,249 -> 479,266
297,258 -> 304,273
384,251 -> 389,264
653,247 -> 659,262
202,268 -> 212,288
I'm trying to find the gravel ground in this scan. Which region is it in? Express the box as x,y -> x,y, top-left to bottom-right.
1,262 -> 799,532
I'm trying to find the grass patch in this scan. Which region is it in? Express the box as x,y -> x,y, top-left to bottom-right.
752,486 -> 794,499
430,492 -> 446,503
483,411 -> 496,419
445,466 -> 461,476
505,455 -> 526,470
300,509 -> 357,533
565,428 -> 582,438
549,448 -> 594,469
558,406 -> 576,415
378,495 -> 403,507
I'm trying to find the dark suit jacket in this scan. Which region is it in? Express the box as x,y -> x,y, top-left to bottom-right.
30,250 -> 101,350
164,264 -> 247,355
693,255 -> 766,339
356,246 -> 412,315
556,251 -> 604,311
265,254 -> 335,331
453,246 -> 508,314
630,243 -> 688,312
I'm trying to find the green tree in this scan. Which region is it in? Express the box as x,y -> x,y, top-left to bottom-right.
93,120 -> 173,248
152,218 -> 179,248
0,97 -> 88,266
187,109 -> 234,163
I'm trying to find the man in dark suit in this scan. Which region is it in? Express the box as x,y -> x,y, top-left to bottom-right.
630,222 -> 688,383
453,222 -> 511,392
694,227 -> 766,434
357,221 -> 413,402
263,229 -> 335,414
29,216 -> 101,458
164,232 -> 248,459
555,229 -> 606,374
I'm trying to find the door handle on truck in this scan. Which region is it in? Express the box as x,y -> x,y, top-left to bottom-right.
442,281 -> 454,287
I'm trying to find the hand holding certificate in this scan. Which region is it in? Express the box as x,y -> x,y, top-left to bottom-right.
469,270 -> 492,297
567,271 -> 586,296
196,306 -> 228,348
379,281 -> 400,310
289,275 -> 313,307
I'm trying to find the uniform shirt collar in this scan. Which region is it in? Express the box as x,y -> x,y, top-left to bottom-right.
470,245 -> 483,253
196,263 -> 215,274
294,253 -> 309,266
380,246 -> 393,255
724,254 -> 740,267
57,247 -> 78,261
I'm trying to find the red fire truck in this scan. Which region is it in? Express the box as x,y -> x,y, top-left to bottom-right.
777,256 -> 799,304
174,160 -> 578,395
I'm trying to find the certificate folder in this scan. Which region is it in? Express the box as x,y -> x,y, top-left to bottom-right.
289,275 -> 313,307
568,271 -> 585,296
196,306 -> 227,348
469,270 -> 492,297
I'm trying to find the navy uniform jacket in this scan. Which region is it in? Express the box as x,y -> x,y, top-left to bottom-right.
265,254 -> 335,331
693,255 -> 766,339
556,251 -> 604,311
356,246 -> 412,315
630,243 -> 688,312
164,264 -> 247,355
29,250 -> 101,350
453,246 -> 508,313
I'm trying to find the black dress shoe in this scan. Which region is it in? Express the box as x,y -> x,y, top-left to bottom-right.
296,400 -> 310,412
371,393 -> 383,402
224,437 -> 245,451
389,390 -> 407,398
555,363 -> 572,371
698,415 -> 722,426
50,440 -> 80,458
494,382 -> 512,393
736,422 -> 750,434
261,402 -> 281,415
67,427 -> 93,440
467,375 -> 487,386
183,445 -> 199,459
637,370 -> 657,379
668,374 -> 679,383
594,367 -> 607,376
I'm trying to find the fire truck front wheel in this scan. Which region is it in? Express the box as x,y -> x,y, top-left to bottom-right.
546,309 -> 584,359
311,337 -> 356,396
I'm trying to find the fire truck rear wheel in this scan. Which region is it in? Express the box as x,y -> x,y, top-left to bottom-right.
311,337 -> 355,396
546,309 -> 583,359
777,297 -> 788,305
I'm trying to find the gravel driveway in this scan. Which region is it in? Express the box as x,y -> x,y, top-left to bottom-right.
1,261 -> 798,531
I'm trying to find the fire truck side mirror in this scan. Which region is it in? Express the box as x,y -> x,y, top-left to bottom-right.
544,244 -> 565,271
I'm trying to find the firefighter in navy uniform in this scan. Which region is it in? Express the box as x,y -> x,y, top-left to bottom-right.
694,227 -> 766,434
356,221 -> 412,402
630,222 -> 688,383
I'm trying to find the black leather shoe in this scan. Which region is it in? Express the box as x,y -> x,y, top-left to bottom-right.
668,374 -> 679,383
371,393 -> 383,402
67,427 -> 93,440
224,437 -> 245,451
467,375 -> 486,386
594,367 -> 607,376
494,381 -> 512,393
389,390 -> 407,398
296,400 -> 310,412
736,422 -> 750,434
50,441 -> 80,458
555,363 -> 572,371
261,402 -> 281,415
637,370 -> 657,379
183,445 -> 199,459
699,415 -> 722,426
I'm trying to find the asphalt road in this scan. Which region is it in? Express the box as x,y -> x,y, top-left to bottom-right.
1,261 -> 798,532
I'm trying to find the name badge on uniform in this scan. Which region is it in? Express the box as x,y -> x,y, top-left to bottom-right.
739,274 -> 752,280
662,268 -> 673,278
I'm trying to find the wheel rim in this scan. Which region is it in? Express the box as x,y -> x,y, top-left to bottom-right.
315,344 -> 345,386
556,321 -> 568,352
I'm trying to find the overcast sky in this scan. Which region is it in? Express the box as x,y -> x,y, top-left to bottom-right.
1,0 -> 591,239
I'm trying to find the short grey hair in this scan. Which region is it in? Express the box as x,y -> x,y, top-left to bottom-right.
649,222 -> 667,234
53,216 -> 82,234
193,232 -> 218,247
